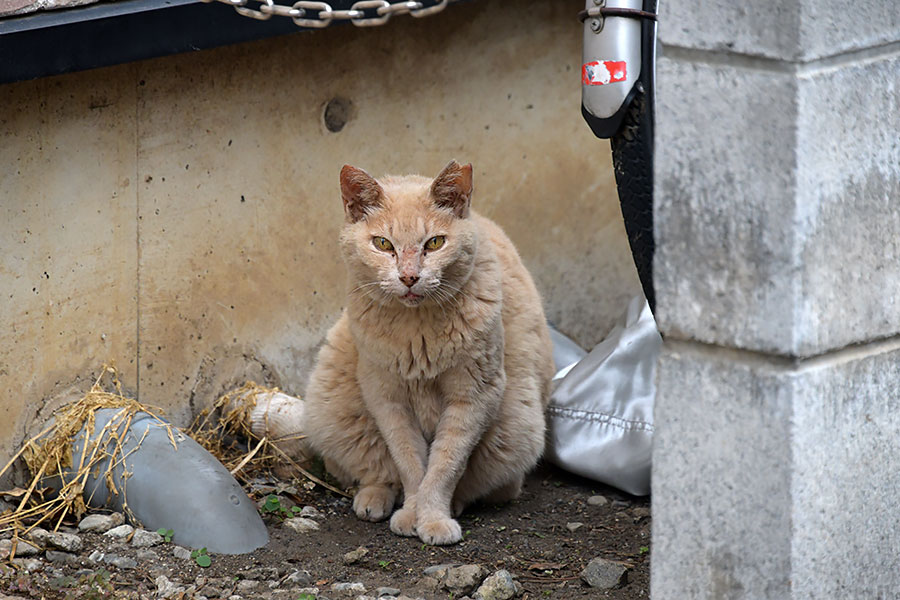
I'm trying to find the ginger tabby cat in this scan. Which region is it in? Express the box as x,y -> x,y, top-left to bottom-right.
303,160 -> 554,545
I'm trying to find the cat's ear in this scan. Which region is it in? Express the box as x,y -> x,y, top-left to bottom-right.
340,165 -> 384,223
431,160 -> 473,219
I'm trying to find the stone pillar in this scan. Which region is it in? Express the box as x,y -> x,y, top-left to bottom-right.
651,2 -> 900,598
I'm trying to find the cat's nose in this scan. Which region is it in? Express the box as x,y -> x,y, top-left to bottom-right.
399,275 -> 419,288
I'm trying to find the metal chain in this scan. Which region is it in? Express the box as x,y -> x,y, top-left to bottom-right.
201,0 -> 451,27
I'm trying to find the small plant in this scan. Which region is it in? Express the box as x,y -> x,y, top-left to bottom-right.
191,547 -> 212,568
262,494 -> 283,514
296,593 -> 317,600
261,494 -> 304,519
639,545 -> 650,555
377,559 -> 392,569
157,527 -> 175,542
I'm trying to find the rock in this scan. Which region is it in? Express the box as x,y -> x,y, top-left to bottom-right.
445,565 -> 488,595
299,506 -> 322,518
106,554 -> 138,570
0,539 -> 10,560
132,529 -> 164,548
88,550 -> 105,563
417,576 -> 441,592
11,557 -> 43,572
156,575 -> 186,599
285,570 -> 312,585
331,582 -> 367,596
343,546 -> 369,564
45,531 -> 83,553
581,557 -> 628,589
236,580 -> 258,594
173,545 -> 193,560
423,563 -> 456,578
473,570 -> 519,600
104,524 -> 134,539
587,495 -> 608,507
137,549 -> 159,562
78,512 -> 125,533
611,500 -> 630,509
45,550 -> 80,566
27,527 -> 50,544
12,539 -> 40,557
377,587 -> 402,597
566,522 -> 584,532
284,517 -> 320,533
633,506 -> 651,519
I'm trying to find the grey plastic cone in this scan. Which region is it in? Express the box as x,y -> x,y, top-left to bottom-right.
65,407 -> 268,554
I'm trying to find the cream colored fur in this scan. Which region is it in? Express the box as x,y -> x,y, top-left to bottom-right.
303,161 -> 554,545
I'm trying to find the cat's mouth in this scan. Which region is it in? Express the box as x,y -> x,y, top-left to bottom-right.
399,291 -> 425,306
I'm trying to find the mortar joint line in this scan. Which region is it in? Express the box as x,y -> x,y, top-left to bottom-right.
664,332 -> 900,374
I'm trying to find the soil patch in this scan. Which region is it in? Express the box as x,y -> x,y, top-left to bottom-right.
1,463 -> 650,599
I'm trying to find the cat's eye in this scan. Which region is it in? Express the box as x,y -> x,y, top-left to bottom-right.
425,236 -> 446,251
373,236 -> 395,252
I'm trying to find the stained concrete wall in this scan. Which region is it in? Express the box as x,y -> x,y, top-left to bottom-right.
652,1 -> 900,598
0,0 -> 641,468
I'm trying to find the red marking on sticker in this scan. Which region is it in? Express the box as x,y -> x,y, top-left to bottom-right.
582,60 -> 627,86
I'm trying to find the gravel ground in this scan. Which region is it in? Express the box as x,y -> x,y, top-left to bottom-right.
0,463 -> 650,599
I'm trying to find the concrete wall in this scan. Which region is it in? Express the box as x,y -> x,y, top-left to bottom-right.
652,1 -> 900,598
0,0 -> 641,467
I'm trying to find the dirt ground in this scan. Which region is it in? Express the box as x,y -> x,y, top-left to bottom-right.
0,463 -> 650,599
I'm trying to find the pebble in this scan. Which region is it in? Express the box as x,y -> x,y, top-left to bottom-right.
132,528 -> 164,548
581,556 -> 628,589
285,569 -> 313,585
299,505 -> 322,518
12,539 -> 41,557
106,554 -> 138,570
78,512 -> 125,533
423,563 -> 456,578
46,531 -> 83,553
28,527 -> 51,544
343,546 -> 369,564
156,575 -> 186,599
173,545 -> 193,560
611,499 -> 630,509
236,580 -> 258,594
377,587 -> 402,597
137,549 -> 160,562
332,581 -> 367,596
296,588 -> 320,596
284,517 -> 320,533
565,522 -> 584,532
633,506 -> 651,518
587,495 -> 608,507
473,570 -> 519,600
45,550 -> 80,566
104,524 -> 135,539
0,539 -> 10,559
11,557 -> 43,572
444,564 -> 488,595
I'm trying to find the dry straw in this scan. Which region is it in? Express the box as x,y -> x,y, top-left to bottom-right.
0,368 -> 347,560
188,382 -> 347,497
0,365 -> 173,559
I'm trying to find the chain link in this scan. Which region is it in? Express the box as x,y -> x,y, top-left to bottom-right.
201,0 -> 450,27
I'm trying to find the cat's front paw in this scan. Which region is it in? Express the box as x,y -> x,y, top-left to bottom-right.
389,507 -> 417,537
353,485 -> 396,522
417,517 -> 462,546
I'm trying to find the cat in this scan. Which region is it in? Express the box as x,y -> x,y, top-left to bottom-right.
302,160 -> 555,545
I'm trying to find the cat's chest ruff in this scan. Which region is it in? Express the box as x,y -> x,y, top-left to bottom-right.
352,303 -> 497,380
